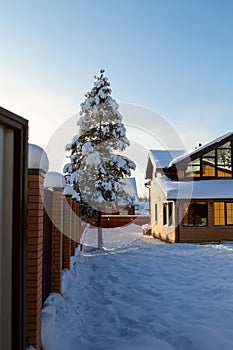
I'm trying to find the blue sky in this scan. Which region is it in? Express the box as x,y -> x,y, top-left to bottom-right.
1,0 -> 233,192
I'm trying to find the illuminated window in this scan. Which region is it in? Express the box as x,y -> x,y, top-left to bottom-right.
227,203 -> 233,225
202,150 -> 215,177
184,141 -> 233,178
182,202 -> 208,227
214,202 -> 233,225
202,161 -> 215,176
214,202 -> 225,225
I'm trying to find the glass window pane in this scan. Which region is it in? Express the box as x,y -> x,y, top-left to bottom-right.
155,203 -> 158,222
185,159 -> 200,177
217,165 -> 232,177
218,141 -> 231,149
217,148 -> 231,165
203,150 -> 215,157
168,202 -> 173,226
202,159 -> 215,176
182,202 -> 208,227
163,204 -> 167,225
227,203 -> 233,225
214,202 -> 225,225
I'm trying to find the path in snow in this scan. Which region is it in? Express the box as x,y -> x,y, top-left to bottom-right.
42,235 -> 233,350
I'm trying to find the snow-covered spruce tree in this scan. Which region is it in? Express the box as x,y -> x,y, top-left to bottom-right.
63,69 -> 136,248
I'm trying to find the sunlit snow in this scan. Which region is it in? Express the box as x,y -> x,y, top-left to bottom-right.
42,228 -> 233,350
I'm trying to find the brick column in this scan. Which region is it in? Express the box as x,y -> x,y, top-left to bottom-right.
62,193 -> 72,269
26,144 -> 48,350
51,188 -> 63,293
44,172 -> 65,294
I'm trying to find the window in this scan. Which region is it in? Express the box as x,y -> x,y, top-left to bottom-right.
217,144 -> 232,177
185,141 -> 233,179
155,203 -> 158,222
182,202 -> 208,227
185,159 -> 200,177
202,150 -> 215,177
163,202 -> 173,226
163,204 -> 167,225
214,202 -> 225,225
168,202 -> 173,226
214,202 -> 233,225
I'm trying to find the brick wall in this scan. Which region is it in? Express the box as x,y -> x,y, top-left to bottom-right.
90,215 -> 149,228
51,188 -> 63,293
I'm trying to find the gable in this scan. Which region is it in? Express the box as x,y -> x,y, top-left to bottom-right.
170,132 -> 233,179
145,149 -> 185,179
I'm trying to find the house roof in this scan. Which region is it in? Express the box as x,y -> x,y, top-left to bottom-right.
145,149 -> 185,179
169,132 -> 233,167
156,175 -> 233,200
118,177 -> 140,205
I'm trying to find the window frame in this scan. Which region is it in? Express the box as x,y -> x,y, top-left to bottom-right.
185,140 -> 233,179
154,203 -> 158,222
214,201 -> 233,226
182,201 -> 208,227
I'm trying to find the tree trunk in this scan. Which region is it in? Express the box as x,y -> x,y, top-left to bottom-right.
97,210 -> 103,248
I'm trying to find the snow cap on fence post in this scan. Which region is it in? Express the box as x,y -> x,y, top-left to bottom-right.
72,191 -> 80,202
28,143 -> 49,173
44,171 -> 66,189
63,184 -> 74,197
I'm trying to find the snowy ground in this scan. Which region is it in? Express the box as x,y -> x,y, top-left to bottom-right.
42,227 -> 233,350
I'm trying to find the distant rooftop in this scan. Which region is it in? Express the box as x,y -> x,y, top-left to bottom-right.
118,177 -> 140,205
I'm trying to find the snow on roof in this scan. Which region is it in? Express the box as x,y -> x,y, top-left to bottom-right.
170,132 -> 233,167
149,150 -> 185,169
118,177 -> 140,205
44,171 -> 66,188
156,176 -> 233,200
28,143 -> 49,172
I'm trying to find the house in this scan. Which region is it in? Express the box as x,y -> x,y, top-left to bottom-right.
102,177 -> 140,215
145,132 -> 233,243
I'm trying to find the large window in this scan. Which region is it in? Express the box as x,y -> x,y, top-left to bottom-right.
185,141 -> 233,178
214,202 -> 233,225
182,201 -> 208,227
